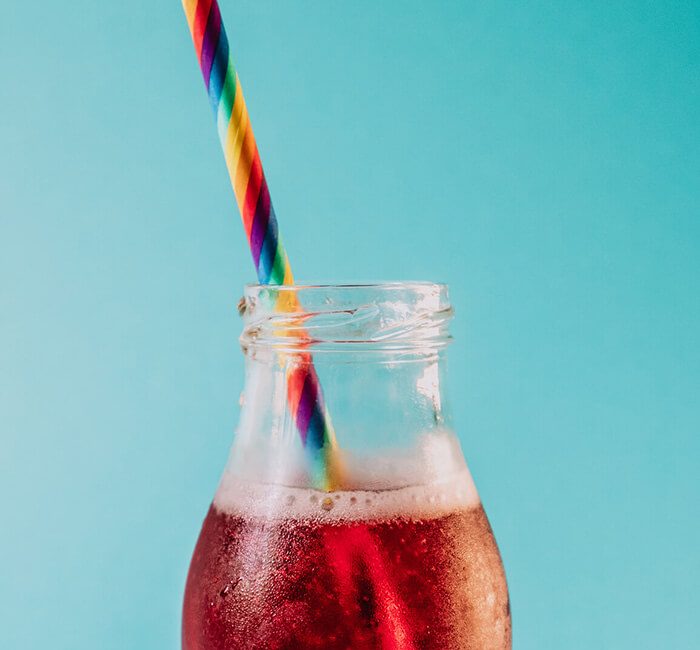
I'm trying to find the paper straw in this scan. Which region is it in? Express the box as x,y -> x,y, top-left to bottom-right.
181,5 -> 418,645
182,0 -> 340,490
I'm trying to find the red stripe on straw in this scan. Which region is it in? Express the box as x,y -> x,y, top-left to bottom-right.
199,2 -> 221,84
287,364 -> 308,421
242,155 -> 264,237
192,0 -> 214,58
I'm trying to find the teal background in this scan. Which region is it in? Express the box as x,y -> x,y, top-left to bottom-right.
1,1 -> 699,648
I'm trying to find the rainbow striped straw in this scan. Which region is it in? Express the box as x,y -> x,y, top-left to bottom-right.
182,0 -> 340,490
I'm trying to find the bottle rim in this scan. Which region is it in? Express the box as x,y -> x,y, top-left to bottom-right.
243,280 -> 448,292
239,281 -> 453,354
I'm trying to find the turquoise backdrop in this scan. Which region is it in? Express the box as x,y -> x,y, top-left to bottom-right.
1,1 -> 699,648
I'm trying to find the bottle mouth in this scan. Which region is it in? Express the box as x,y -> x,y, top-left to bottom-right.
239,281 -> 453,353
244,281 -> 448,292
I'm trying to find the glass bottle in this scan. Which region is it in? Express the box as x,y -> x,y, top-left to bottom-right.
183,283 -> 511,650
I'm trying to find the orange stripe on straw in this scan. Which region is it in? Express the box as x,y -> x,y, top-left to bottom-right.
234,114 -> 256,205
182,0 -> 199,30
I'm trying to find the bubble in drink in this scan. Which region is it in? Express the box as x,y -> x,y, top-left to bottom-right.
183,469 -> 511,649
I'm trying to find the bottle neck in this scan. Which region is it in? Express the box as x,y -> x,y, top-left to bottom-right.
229,348 -> 460,488
243,343 -> 451,436
228,283 -> 462,489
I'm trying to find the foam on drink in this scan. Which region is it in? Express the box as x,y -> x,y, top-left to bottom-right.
214,467 -> 480,522
215,429 -> 480,520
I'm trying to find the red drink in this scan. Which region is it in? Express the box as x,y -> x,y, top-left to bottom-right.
183,473 -> 511,649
